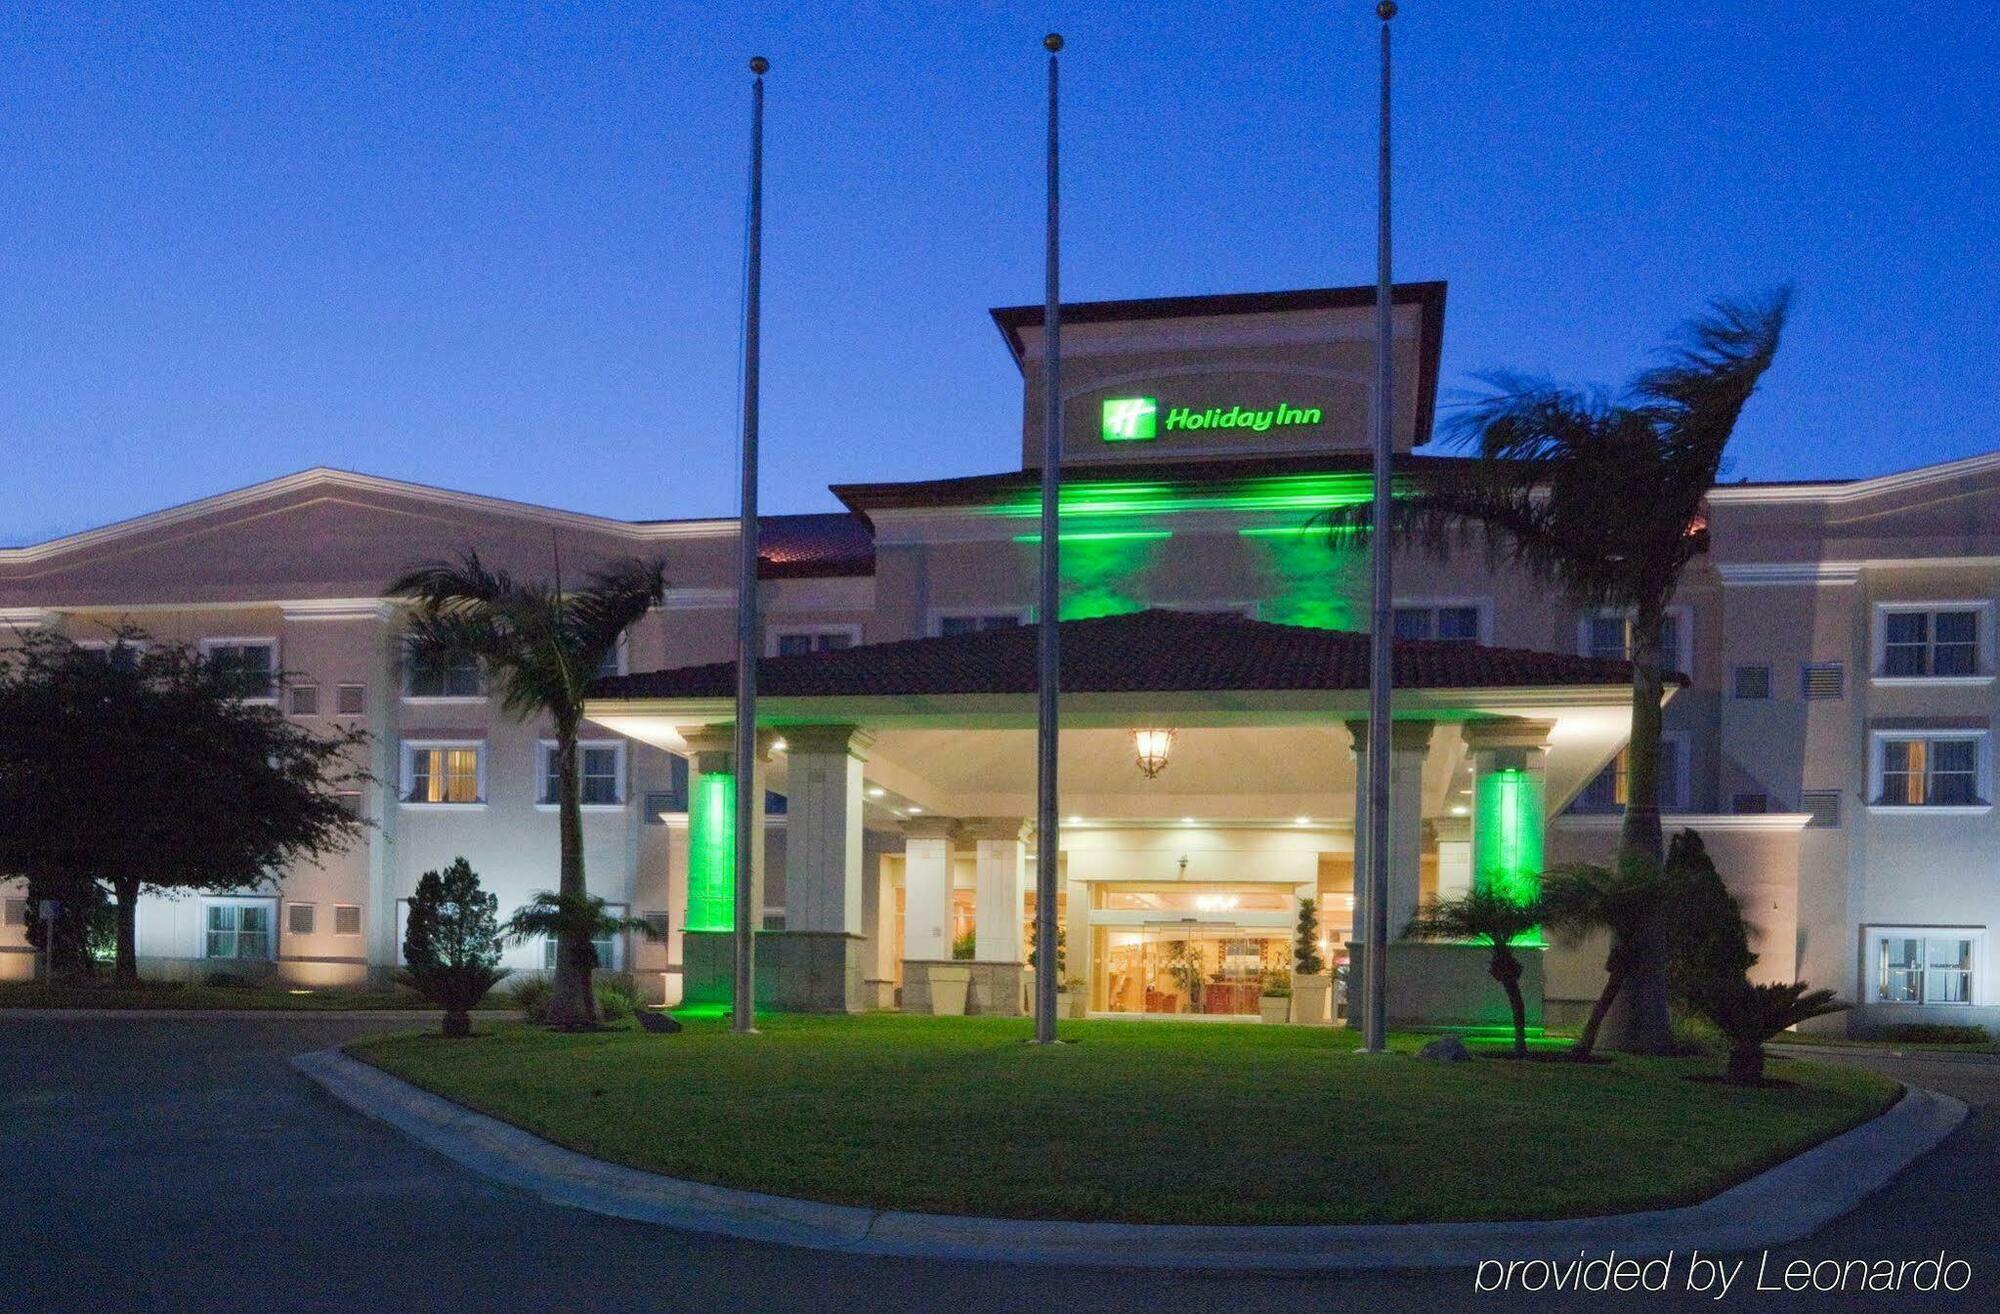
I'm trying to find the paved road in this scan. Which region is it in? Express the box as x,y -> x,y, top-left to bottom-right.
2,1016 -> 1995,1313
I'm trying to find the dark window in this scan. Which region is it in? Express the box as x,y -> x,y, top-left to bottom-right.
1732,665 -> 1771,700
288,684 -> 320,716
287,904 -> 315,936
207,642 -> 276,699
333,905 -> 363,936
1731,792 -> 1770,815
335,683 -> 367,716
776,631 -> 855,656
643,911 -> 669,942
940,614 -> 1020,637
406,648 -> 482,698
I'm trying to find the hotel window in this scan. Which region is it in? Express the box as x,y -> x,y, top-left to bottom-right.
287,903 -> 315,936
642,911 -> 669,942
333,905 -> 363,936
203,900 -> 274,960
335,683 -> 368,716
1874,932 -> 1977,1005
1581,610 -> 1685,670
543,903 -> 627,970
937,611 -> 1024,637
202,639 -> 278,700
1571,737 -> 1687,813
287,684 -> 320,716
4,898 -> 26,928
334,791 -> 366,819
770,626 -> 859,656
540,741 -> 626,806
594,634 -> 628,680
1731,664 -> 1771,700
402,743 -> 484,805
1393,604 -> 1482,643
405,647 -> 483,698
1878,606 -> 1984,678
1872,733 -> 1986,808
76,639 -> 144,671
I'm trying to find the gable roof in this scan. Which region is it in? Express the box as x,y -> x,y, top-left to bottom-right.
592,609 -> 1656,702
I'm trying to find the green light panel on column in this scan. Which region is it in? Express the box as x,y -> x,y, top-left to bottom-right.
686,771 -> 736,932
1475,767 -> 1544,910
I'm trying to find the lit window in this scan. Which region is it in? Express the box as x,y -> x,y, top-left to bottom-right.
1875,736 -> 1984,807
1881,608 -> 1981,678
1571,739 -> 1686,813
540,742 -> 625,806
1875,933 -> 1976,1005
203,640 -> 278,700
204,902 -> 273,960
405,647 -> 483,698
405,745 -> 483,804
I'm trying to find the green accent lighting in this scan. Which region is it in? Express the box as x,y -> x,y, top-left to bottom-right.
1101,396 -> 1158,442
1475,766 -> 1545,910
686,770 -> 737,933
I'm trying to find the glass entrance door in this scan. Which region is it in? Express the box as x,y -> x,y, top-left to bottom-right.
1093,920 -> 1290,1016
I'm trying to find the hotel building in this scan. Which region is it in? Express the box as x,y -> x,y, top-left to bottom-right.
4,284 -> 1995,1034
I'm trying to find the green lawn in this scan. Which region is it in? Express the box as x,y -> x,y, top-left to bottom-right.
0,980 -> 438,1011
350,1012 -> 1898,1226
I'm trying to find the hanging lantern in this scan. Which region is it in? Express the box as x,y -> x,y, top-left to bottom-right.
1132,727 -> 1177,779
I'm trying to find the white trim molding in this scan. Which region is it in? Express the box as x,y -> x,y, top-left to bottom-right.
1552,812 -> 1812,833
1715,561 -> 1863,587
1706,450 -> 2000,506
280,598 -> 396,623
0,607 -> 56,628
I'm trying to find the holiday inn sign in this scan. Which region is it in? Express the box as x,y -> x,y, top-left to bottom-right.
1100,396 -> 1325,443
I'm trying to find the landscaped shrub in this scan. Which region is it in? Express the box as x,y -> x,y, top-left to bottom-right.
204,971 -> 248,988
1867,1022 -> 1992,1046
1688,977 -> 1850,1085
1262,970 -> 1293,999
594,974 -> 638,1024
507,976 -> 553,1023
1294,898 -> 1325,976
950,930 -> 975,961
397,857 -> 510,1038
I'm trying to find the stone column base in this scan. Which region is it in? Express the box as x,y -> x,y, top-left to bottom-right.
901,960 -> 1029,1016
681,930 -> 871,1014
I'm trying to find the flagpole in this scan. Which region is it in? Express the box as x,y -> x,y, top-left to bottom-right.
732,55 -> 768,1036
1031,32 -> 1064,1045
1360,3 -> 1396,1054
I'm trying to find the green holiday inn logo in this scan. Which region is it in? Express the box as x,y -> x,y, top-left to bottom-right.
1100,396 -> 1323,443
1101,396 -> 1158,442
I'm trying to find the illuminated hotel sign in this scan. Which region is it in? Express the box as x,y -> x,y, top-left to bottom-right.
1100,396 -> 1324,443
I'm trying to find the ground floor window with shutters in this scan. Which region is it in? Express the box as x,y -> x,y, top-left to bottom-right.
1871,928 -> 1980,1006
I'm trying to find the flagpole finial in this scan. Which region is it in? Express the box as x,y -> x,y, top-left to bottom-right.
749,55 -> 769,75
1377,2 -> 1397,19
1043,33 -> 1063,52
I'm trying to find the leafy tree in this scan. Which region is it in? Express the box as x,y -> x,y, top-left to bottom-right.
1027,919 -> 1065,979
1688,978 -> 1849,1086
1329,290 -> 1790,1054
0,629 -> 367,983
1661,829 -> 1756,1001
1405,888 -> 1546,1058
390,550 -> 664,1028
1294,896 -> 1326,976
501,889 -> 659,1029
399,858 -> 510,1037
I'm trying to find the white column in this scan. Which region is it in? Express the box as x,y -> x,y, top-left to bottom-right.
1349,720 -> 1434,941
964,818 -> 1028,964
781,725 -> 871,934
900,817 -> 957,963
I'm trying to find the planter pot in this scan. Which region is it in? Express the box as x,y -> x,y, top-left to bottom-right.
1054,990 -> 1072,1019
1260,996 -> 1292,1024
928,965 -> 971,1017
1067,989 -> 1090,1019
1293,974 -> 1333,1027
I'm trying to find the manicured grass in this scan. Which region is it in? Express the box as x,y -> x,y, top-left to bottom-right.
351,1012 -> 1898,1226
0,979 -> 438,1011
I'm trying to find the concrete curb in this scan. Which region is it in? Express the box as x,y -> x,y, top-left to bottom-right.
292,1047 -> 1967,1272
1768,1041 -> 2000,1067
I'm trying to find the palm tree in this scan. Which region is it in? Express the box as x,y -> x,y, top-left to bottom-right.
390,550 -> 664,1028
1405,888 -> 1545,1058
503,890 -> 660,999
1689,978 -> 1848,1086
1335,289 -> 1790,1054
1539,857 -> 1666,1061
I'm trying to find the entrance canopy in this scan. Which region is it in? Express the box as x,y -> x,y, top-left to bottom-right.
586,609 -> 1655,825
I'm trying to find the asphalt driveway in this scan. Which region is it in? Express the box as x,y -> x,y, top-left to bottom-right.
2,1015 -> 1994,1312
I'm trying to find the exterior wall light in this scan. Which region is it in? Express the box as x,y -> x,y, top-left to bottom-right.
1133,727 -> 1178,778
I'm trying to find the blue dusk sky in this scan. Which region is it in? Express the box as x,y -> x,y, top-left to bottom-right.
2,2 -> 1996,544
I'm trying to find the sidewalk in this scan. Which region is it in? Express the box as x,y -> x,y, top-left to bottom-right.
295,1046 -> 1966,1273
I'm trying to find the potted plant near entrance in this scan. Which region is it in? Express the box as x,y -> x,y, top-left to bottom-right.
1291,897 -> 1332,1026
1260,969 -> 1293,1024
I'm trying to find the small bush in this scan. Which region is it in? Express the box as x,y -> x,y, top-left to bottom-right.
595,974 -> 638,1024
1262,969 -> 1293,998
204,971 -> 247,989
1670,1007 -> 1724,1056
1868,1022 -> 1992,1046
507,976 -> 553,1024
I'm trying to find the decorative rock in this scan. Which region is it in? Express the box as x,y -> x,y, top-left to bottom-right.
1417,1034 -> 1470,1062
